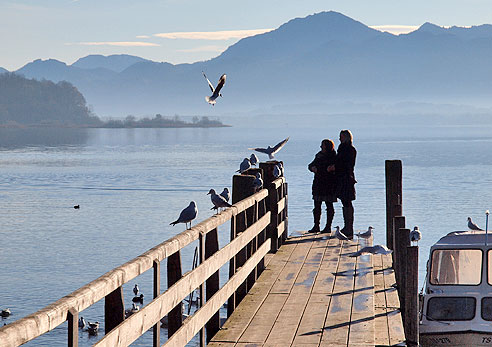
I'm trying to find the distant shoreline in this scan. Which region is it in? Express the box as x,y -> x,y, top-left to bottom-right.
0,123 -> 232,129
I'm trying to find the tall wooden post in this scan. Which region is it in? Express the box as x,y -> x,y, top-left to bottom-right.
392,215 -> 406,284
405,246 -> 419,346
68,308 -> 78,347
153,260 -> 160,347
167,251 -> 183,337
260,161 -> 282,252
205,228 -> 220,342
394,227 -> 410,321
386,160 -> 402,250
104,287 -> 124,334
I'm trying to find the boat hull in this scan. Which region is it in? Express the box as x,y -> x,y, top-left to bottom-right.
421,331 -> 492,346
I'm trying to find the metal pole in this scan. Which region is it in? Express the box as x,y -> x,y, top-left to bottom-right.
486,210 -> 490,246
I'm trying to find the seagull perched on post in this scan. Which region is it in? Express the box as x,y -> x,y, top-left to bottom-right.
208,189 -> 232,213
220,188 -> 230,203
468,217 -> 483,231
249,137 -> 289,160
249,153 -> 259,167
410,226 -> 422,245
236,158 -> 251,174
203,72 -> 226,106
170,201 -> 198,229
253,172 -> 263,192
356,226 -> 374,239
273,164 -> 282,178
349,245 -> 393,257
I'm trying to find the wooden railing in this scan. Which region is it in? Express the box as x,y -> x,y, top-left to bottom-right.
0,171 -> 288,347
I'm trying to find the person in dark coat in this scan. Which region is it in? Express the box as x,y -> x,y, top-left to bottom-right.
308,139 -> 337,233
334,129 -> 357,239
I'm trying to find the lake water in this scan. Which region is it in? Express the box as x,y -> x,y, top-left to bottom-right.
2,113 -> 492,345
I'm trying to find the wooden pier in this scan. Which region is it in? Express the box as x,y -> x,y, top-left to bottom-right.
0,160 -> 413,347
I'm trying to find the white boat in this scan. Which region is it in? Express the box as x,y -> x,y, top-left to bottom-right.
420,230 -> 492,346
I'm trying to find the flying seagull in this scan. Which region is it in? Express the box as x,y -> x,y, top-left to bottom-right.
249,137 -> 289,159
170,201 -> 198,229
468,217 -> 483,231
203,72 -> 226,105
349,245 -> 393,257
220,187 -> 230,203
410,226 -> 422,244
356,226 -> 374,239
208,189 -> 232,213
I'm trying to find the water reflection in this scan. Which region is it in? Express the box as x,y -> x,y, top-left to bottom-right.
0,128 -> 89,149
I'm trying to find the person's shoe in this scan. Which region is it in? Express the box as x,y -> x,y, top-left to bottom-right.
321,225 -> 331,234
308,224 -> 320,233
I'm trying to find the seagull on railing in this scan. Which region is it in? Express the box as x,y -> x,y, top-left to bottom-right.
208,189 -> 232,213
170,201 -> 198,229
356,226 -> 374,239
253,172 -> 263,192
220,187 -> 230,203
249,137 -> 289,160
468,217 -> 483,230
236,158 -> 251,173
410,226 -> 422,245
203,72 -> 226,106
273,164 -> 281,178
249,153 -> 259,167
349,245 -> 393,257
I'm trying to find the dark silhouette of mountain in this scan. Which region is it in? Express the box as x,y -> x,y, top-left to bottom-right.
71,54 -> 150,72
0,73 -> 101,126
13,11 -> 492,116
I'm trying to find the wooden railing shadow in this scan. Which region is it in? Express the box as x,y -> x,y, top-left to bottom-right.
0,173 -> 288,347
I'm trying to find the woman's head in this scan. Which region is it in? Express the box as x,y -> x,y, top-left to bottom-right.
321,139 -> 335,152
339,130 -> 353,144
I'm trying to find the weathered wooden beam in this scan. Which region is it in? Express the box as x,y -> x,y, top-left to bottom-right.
404,246 -> 419,346
68,308 -> 78,347
167,251 -> 183,337
392,215 -> 405,284
104,287 -> 124,334
385,160 -> 402,250
205,228 -> 220,342
394,227 -> 410,321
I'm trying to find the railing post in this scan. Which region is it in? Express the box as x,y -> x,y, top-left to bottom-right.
386,160 -> 402,250
405,246 -> 419,346
167,251 -> 183,338
199,233 -> 206,346
68,308 -> 78,347
268,182 -> 279,253
282,182 -> 288,244
394,227 -> 410,322
104,287 -> 124,334
205,228 -> 220,342
392,215 -> 406,284
153,260 -> 160,347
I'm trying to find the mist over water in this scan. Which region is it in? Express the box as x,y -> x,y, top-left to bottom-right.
2,113 -> 492,345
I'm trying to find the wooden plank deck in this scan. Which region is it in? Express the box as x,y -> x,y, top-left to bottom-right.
209,232 -> 405,347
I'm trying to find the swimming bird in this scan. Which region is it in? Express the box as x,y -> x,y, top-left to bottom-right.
236,158 -> 251,173
87,321 -> 99,335
253,172 -> 263,192
468,217 -> 483,230
132,293 -> 144,304
203,72 -> 226,106
249,137 -> 289,160
349,245 -> 393,257
334,226 -> 348,241
273,164 -> 282,178
249,153 -> 259,167
356,226 -> 374,239
220,187 -> 230,203
170,201 -> 198,229
410,226 -> 422,244
1,308 -> 11,317
133,284 -> 139,296
78,316 -> 87,329
73,205 -> 80,209
208,189 -> 232,213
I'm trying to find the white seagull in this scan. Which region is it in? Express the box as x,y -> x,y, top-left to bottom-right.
253,172 -> 263,192
249,153 -> 259,167
468,217 -> 483,231
356,226 -> 374,239
249,137 -> 289,160
220,187 -> 230,203
170,201 -> 198,229
334,226 -> 348,241
203,72 -> 226,105
349,245 -> 393,257
133,284 -> 139,296
208,189 -> 232,213
410,226 -> 422,244
236,158 -> 251,173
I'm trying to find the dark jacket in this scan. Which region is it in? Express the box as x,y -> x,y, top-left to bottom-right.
308,150 -> 337,199
335,142 -> 357,201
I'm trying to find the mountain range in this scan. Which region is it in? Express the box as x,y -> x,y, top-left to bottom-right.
5,11 -> 492,117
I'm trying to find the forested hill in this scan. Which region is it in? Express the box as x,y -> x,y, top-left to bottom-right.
0,73 -> 101,127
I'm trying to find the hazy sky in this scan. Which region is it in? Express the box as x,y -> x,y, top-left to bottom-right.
2,0 -> 492,71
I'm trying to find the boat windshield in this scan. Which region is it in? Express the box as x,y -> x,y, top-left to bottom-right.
429,249 -> 482,285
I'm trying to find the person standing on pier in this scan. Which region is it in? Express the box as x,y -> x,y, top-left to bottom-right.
308,139 -> 337,233
333,129 -> 357,239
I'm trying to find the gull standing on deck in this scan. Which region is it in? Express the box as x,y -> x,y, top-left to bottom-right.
410,226 -> 422,244
203,72 -> 226,106
170,201 -> 198,229
334,226 -> 348,241
468,217 -> 483,230
249,137 -> 289,160
356,226 -> 374,239
208,189 -> 232,213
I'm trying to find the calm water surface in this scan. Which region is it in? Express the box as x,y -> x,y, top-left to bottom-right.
2,114 -> 492,345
